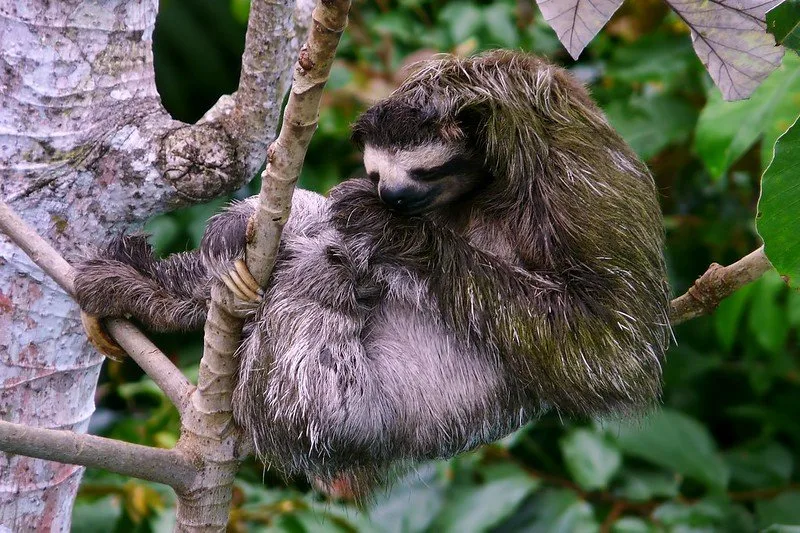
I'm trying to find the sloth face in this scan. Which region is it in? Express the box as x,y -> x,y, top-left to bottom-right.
363,142 -> 486,215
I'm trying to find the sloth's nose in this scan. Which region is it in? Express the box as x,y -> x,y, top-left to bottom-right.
378,186 -> 416,210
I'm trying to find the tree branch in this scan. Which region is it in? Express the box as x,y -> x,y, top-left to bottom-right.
106,320 -> 194,410
0,201 -> 193,412
246,0 -> 352,285
0,421 -> 196,492
170,2 -> 352,529
670,247 -> 773,325
223,0 -> 308,175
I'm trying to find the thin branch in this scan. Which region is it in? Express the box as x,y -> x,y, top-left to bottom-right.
0,201 -> 76,295
0,200 -> 193,412
106,319 -> 194,410
170,3 -> 352,528
0,420 -> 196,492
670,247 -> 773,325
246,0 -> 352,286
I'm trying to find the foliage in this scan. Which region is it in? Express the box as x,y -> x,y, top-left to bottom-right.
758,117 -> 800,288
768,0 -> 800,51
74,0 -> 800,531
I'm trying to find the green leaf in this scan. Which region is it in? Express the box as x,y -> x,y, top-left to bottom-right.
432,475 -> 539,533
767,0 -> 800,51
757,117 -> 800,288
714,281 -> 756,351
615,470 -> 680,502
604,409 -> 730,490
72,496 -> 122,533
694,53 -> 800,178
653,500 -> 724,528
655,499 -> 755,533
746,272 -> 790,353
438,2 -> 483,44
788,289 -> 800,328
368,463 -> 446,533
611,517 -> 658,533
560,428 -> 621,491
524,489 -> 599,533
605,93 -> 697,160
483,4 -> 519,48
605,34 -> 697,85
725,443 -> 794,489
763,526 -> 800,533
757,492 -> 800,528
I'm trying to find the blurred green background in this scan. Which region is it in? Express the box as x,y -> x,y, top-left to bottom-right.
72,0 -> 800,531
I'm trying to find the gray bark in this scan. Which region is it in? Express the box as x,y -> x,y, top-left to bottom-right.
0,0 -> 307,528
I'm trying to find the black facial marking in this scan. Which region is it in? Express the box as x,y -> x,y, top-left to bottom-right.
409,156 -> 480,182
368,171 -> 379,184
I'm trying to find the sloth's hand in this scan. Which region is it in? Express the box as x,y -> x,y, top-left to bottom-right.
329,178 -> 425,235
328,178 -> 390,235
217,259 -> 263,304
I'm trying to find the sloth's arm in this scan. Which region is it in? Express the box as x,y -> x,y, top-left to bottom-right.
328,179 -> 563,336
74,200 -> 258,344
74,234 -> 211,333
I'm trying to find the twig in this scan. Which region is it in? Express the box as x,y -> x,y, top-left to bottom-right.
670,247 -> 773,325
0,200 -> 192,411
245,0 -> 352,286
106,319 -> 194,410
0,420 -> 196,492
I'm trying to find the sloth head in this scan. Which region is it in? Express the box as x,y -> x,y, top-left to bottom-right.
351,100 -> 488,215
350,51 -> 609,219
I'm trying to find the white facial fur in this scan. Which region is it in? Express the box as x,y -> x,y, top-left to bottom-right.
363,143 -> 459,191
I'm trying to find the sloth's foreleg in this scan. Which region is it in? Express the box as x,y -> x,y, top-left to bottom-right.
74,234 -> 212,357
199,190 -> 327,306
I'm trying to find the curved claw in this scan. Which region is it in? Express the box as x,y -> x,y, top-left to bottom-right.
221,260 -> 263,303
80,311 -> 127,361
234,259 -> 263,295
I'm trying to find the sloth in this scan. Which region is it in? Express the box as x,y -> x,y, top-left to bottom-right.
75,50 -> 671,491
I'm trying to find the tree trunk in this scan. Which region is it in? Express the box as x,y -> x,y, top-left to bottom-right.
0,0 -> 303,528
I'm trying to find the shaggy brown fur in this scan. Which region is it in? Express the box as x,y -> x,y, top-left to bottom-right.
74,50 -> 670,493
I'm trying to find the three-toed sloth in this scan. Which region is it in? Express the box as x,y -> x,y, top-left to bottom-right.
75,50 -> 671,492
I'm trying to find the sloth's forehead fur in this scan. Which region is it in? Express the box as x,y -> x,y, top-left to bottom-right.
352,100 -> 448,150
363,143 -> 459,176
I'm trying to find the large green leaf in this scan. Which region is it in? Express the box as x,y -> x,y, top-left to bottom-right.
611,517 -> 659,533
519,489 -> 599,533
604,409 -> 730,490
560,428 -> 621,491
714,281 -> 756,351
768,0 -> 800,51
694,53 -> 800,178
746,272 -> 791,353
757,492 -> 800,529
758,117 -> 800,288
653,499 -> 755,533
72,496 -> 123,533
368,463 -> 446,533
605,93 -> 697,160
432,475 -> 540,533
614,470 -> 680,502
725,443 -> 794,489
438,2 -> 483,44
